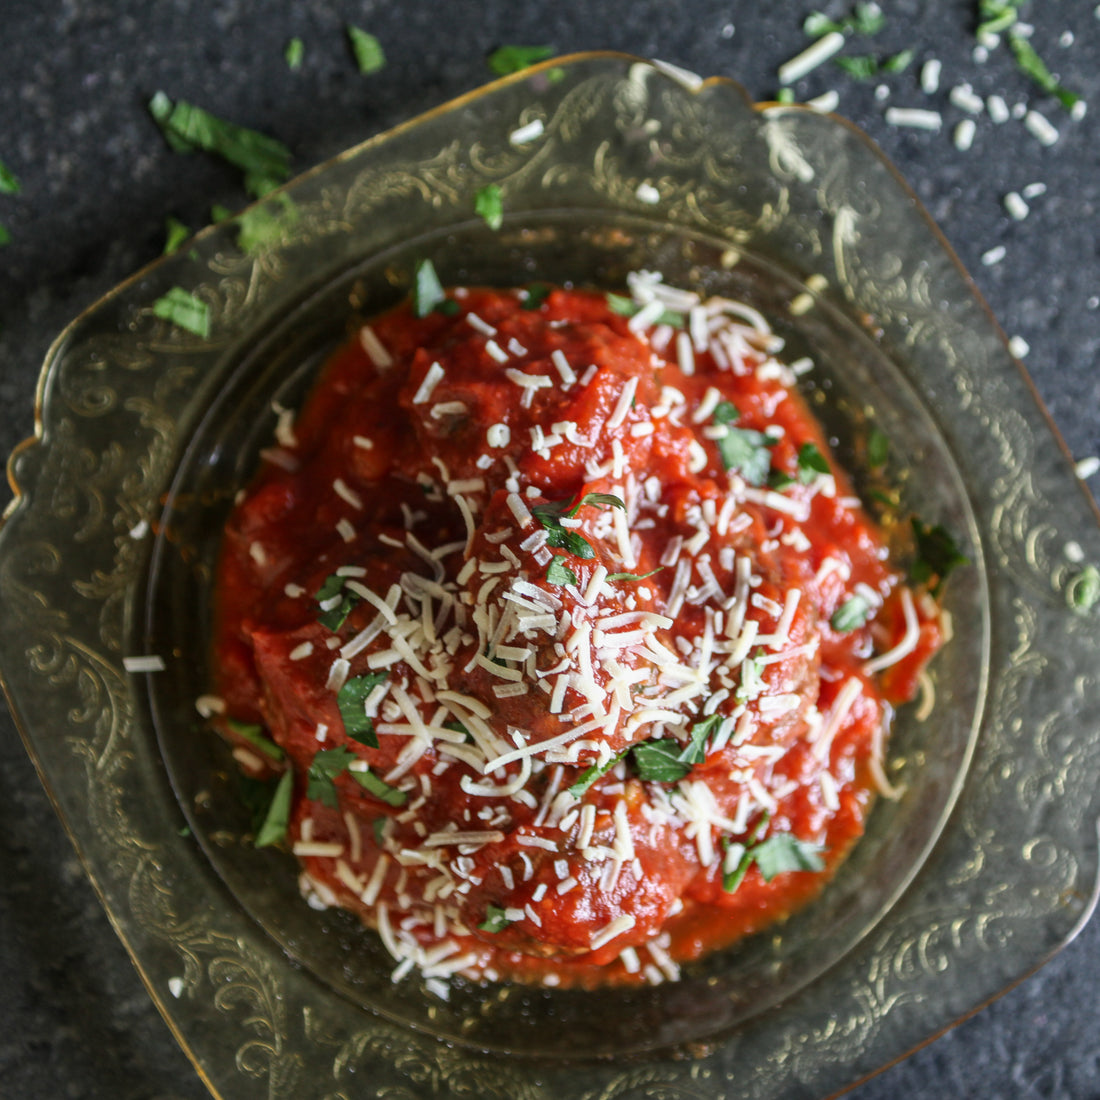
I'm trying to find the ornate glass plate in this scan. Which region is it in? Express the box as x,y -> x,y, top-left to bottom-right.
2,52 -> 1099,1099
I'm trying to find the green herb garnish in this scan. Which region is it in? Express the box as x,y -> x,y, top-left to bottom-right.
337,672 -> 388,747
867,426 -> 889,468
347,26 -> 386,74
228,718 -> 285,762
804,2 -> 885,38
722,813 -> 770,893
474,183 -> 504,230
768,469 -> 795,491
412,258 -> 446,317
735,652 -> 766,704
350,766 -> 407,807
834,55 -> 879,80
797,441 -> 831,483
479,904 -> 513,932
307,746 -> 357,808
0,159 -> 22,194
831,594 -> 871,632
487,45 -> 555,76
372,817 -> 387,846
531,492 -> 626,560
546,557 -> 579,586
1067,564 -> 1100,614
1008,33 -> 1080,111
568,748 -> 628,797
716,426 -> 775,486
605,567 -> 664,583
235,193 -> 299,254
316,573 -> 360,631
605,292 -> 685,328
631,738 -> 692,783
523,282 -> 552,309
976,0 -> 1021,38
163,216 -> 190,255
284,37 -> 304,70
883,48 -> 914,73
152,287 -> 211,338
910,518 -> 969,596
776,88 -> 796,104
148,91 -> 291,199
255,770 -> 294,847
722,814 -> 826,892
0,224 -> 10,247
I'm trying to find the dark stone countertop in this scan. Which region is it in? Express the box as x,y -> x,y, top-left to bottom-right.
1,3 -> 1098,1098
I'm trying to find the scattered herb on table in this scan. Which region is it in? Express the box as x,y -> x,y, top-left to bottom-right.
255,770 -> 294,847
284,36 -> 304,70
487,45 -> 555,75
152,286 -> 211,338
475,183 -> 504,230
347,26 -> 386,74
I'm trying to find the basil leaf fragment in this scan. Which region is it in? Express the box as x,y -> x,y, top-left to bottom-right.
307,746 -> 357,808
255,770 -> 294,847
752,834 -> 827,880
804,2 -> 884,38
910,518 -> 968,596
1008,33 -> 1080,111
867,426 -> 889,468
1067,564 -> 1100,614
0,159 -> 20,195
474,184 -> 504,230
976,0 -> 1021,38
716,426 -> 774,486
236,194 -> 299,255
531,492 -> 625,560
316,574 -> 360,631
350,766 -> 407,807
834,55 -> 879,80
568,748 -> 627,797
412,258 -> 446,317
606,567 -> 664,583
152,287 -> 211,338
797,441 -> 830,483
722,812 -> 769,893
606,292 -> 685,328
546,557 -> 579,586
148,91 -> 291,199
163,216 -> 190,255
338,672 -> 388,748
831,594 -> 870,632
479,904 -> 512,932
228,718 -> 285,762
487,45 -> 555,76
523,282 -> 552,309
347,26 -> 386,74
284,37 -> 304,70
631,739 -> 690,783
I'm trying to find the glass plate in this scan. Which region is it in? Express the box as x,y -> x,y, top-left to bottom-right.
2,51 -> 1099,1099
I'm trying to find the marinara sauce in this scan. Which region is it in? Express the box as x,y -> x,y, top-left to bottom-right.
211,274 -> 943,988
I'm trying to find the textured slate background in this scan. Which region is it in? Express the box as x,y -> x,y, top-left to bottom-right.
1,2 -> 1098,1097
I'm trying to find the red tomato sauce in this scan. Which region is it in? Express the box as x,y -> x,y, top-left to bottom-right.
211,279 -> 942,988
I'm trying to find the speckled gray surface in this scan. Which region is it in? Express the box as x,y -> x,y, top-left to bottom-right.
1,2 -> 1099,1098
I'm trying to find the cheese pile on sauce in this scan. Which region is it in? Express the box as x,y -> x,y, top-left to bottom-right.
210,272 -> 943,991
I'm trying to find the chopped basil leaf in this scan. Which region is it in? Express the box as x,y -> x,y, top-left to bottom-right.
474,184 -> 504,230
605,292 -> 685,328
479,904 -> 512,932
831,594 -> 871,632
238,774 -> 279,835
315,574 -> 360,631
372,817 -> 387,846
0,159 -> 19,195
716,426 -> 774,486
883,48 -> 914,73
976,0 -> 1020,37
768,469 -> 795,491
776,88 -> 796,104
255,769 -> 293,847
713,401 -> 740,426
804,2 -> 884,38
152,287 -> 211,338
1008,34 -> 1080,111
443,719 -> 470,739
350,766 -> 407,807
910,518 -> 968,596
338,672 -> 388,747
797,441 -> 831,483
566,492 -> 627,517
1067,564 -> 1100,614
347,26 -> 386,74
435,298 -> 461,316
227,718 -> 285,762
546,557 -> 579,586
735,652 -> 765,704
210,203 -> 233,224
236,194 -> 299,254
681,713 -> 719,765
834,55 -> 879,80
568,748 -> 627,797
487,45 -> 555,76
523,282 -> 552,309
752,834 -> 826,880
631,738 -> 692,783
606,567 -> 664,583
148,92 -> 291,199
722,812 -> 769,893
412,258 -> 446,317
285,36 -> 304,70
867,426 -> 889,468
307,745 -> 357,808
547,527 -> 596,559
0,223 -> 10,247
163,216 -> 190,255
